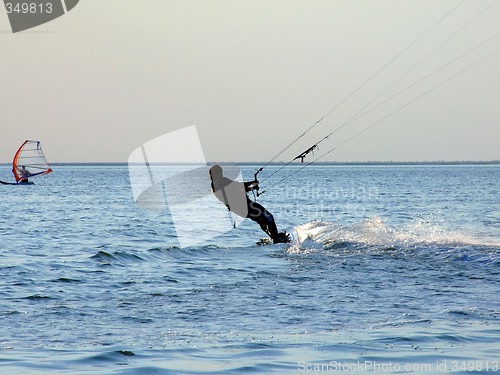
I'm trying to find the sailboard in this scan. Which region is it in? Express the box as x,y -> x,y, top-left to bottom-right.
0,140 -> 52,185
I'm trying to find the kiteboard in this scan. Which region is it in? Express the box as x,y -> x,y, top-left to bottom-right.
256,230 -> 291,246
256,228 -> 313,246
256,237 -> 273,246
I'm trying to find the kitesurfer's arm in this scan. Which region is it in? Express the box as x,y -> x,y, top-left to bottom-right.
244,180 -> 259,192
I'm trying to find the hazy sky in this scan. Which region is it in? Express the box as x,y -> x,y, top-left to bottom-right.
1,0 -> 499,163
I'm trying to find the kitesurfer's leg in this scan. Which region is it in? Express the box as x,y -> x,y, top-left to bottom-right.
247,201 -> 279,241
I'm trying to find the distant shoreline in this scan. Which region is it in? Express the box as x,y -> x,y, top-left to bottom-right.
2,161 -> 499,166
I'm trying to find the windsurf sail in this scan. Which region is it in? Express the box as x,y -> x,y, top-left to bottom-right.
12,140 -> 52,182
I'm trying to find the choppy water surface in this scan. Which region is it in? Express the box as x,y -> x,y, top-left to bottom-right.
1,164 -> 499,374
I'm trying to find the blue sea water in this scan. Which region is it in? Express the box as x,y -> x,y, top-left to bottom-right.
0,164 -> 499,374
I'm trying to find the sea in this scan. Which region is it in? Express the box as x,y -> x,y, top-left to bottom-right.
0,163 -> 499,374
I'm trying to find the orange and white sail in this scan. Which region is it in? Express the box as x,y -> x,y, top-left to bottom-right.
12,140 -> 52,182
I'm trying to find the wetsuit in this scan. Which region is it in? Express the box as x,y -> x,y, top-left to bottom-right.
210,165 -> 287,243
246,198 -> 279,240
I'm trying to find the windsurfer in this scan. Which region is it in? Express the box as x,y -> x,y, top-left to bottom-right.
17,166 -> 30,184
209,165 -> 289,244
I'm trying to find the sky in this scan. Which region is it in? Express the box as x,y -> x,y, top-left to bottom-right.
1,0 -> 499,163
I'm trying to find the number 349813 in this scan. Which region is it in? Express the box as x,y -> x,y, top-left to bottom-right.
5,2 -> 53,14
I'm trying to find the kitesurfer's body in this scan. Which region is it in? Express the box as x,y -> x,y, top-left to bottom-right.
209,165 -> 289,244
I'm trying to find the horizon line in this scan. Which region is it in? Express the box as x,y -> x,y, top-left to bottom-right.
2,160 -> 499,166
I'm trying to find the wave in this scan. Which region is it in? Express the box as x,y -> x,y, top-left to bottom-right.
289,217 -> 500,260
89,250 -> 146,264
87,218 -> 499,265
88,245 -> 231,265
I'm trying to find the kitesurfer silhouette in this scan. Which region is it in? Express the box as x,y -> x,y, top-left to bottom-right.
209,165 -> 289,244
